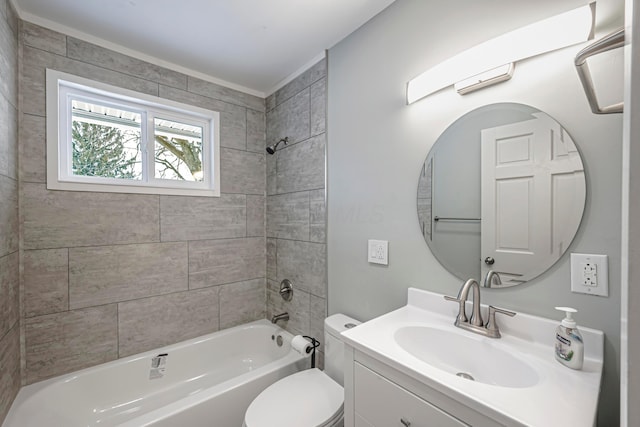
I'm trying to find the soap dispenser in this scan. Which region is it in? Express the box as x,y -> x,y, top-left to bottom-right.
554,307 -> 584,370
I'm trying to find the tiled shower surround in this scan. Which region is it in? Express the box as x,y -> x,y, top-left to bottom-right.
4,13 -> 327,412
19,19 -> 268,385
265,60 -> 328,365
0,9 -> 327,421
0,0 -> 20,423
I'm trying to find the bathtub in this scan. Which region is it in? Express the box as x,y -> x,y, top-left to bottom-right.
3,320 -> 308,427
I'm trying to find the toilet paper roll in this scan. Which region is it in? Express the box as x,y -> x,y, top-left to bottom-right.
291,335 -> 313,356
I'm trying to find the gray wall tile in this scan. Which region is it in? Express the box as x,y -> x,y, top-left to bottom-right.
247,109 -> 266,153
0,96 -> 17,179
220,148 -> 265,195
4,0 -> 17,35
21,20 -> 66,55
276,134 -> 325,194
218,104 -> 247,151
219,278 -> 266,329
277,240 -> 326,298
24,249 -> 69,317
19,113 -> 45,183
159,85 -> 247,150
23,183 -> 160,249
266,89 -> 310,146
265,93 -> 276,112
0,252 -> 18,337
187,76 -> 265,112
67,37 -> 187,89
266,192 -> 309,240
247,195 -> 265,237
275,59 -> 326,107
0,325 -> 20,423
309,189 -> 326,243
267,238 -> 277,281
189,237 -> 265,289
25,305 -> 118,383
0,13 -> 16,105
267,153 -> 277,195
118,288 -> 219,357
21,46 -> 159,116
160,193 -> 246,242
310,78 -> 326,136
69,242 -> 188,309
267,279 -> 310,336
1,6 -> 18,420
0,175 -> 17,257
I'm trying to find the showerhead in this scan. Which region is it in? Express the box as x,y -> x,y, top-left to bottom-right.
266,137 -> 288,154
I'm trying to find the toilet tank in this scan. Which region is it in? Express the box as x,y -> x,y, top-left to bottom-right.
324,314 -> 360,386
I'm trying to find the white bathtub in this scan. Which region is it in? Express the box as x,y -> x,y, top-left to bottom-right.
3,320 -> 307,427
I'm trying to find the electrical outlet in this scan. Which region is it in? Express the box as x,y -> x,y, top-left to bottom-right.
571,253 -> 608,296
367,239 -> 388,265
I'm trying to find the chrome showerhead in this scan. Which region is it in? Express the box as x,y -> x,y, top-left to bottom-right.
266,137 -> 288,154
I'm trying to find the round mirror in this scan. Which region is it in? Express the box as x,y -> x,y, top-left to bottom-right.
417,103 -> 585,288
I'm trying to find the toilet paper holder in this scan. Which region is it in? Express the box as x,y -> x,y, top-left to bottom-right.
302,335 -> 320,369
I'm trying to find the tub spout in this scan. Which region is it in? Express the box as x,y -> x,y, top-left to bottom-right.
271,312 -> 289,324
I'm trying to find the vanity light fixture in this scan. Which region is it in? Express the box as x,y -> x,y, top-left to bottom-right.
406,3 -> 595,104
454,63 -> 515,95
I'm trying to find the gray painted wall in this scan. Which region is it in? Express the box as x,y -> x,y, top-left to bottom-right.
327,0 -> 623,424
0,0 -> 20,423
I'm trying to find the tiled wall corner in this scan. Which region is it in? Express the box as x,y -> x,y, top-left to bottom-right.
265,58 -> 327,365
0,0 -> 20,422
17,21 -> 267,383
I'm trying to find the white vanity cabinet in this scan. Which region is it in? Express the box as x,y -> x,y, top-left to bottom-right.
344,349 -> 506,427
353,363 -> 468,427
340,288 -> 604,427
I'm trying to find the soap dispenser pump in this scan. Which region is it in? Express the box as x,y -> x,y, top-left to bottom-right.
554,307 -> 584,370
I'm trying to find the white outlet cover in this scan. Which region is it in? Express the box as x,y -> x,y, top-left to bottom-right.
570,253 -> 609,297
367,239 -> 388,265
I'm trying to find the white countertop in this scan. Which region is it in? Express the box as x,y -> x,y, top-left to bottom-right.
341,287 -> 604,427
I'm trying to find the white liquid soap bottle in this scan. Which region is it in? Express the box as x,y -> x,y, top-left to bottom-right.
554,307 -> 584,370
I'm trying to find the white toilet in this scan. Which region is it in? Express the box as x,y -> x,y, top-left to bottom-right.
243,314 -> 360,427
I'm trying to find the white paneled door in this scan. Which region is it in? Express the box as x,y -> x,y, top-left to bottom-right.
480,114 -> 585,285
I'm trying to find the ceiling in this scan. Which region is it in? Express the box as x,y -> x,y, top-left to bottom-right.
13,0 -> 396,97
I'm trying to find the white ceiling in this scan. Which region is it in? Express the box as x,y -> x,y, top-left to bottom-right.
13,0 -> 396,96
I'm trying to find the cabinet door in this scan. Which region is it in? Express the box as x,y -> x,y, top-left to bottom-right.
354,363 -> 469,427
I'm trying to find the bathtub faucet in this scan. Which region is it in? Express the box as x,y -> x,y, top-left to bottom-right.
271,312 -> 289,324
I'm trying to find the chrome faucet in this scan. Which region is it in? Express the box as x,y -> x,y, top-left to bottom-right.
271,312 -> 289,324
483,270 -> 502,288
445,279 -> 515,338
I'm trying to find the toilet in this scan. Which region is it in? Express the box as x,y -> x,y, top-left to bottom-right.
243,314 -> 360,427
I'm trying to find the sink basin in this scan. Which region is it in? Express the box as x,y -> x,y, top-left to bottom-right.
394,326 -> 539,388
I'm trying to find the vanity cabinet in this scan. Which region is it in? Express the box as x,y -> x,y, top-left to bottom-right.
354,363 -> 468,427
344,349 -> 506,427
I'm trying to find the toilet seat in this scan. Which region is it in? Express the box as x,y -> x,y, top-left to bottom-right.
243,368 -> 344,427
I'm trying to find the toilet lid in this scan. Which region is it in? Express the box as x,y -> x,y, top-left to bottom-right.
244,368 -> 343,427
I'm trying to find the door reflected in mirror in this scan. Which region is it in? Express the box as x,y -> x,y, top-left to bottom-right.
417,103 -> 585,288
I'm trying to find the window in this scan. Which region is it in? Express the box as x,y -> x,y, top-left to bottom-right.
46,69 -> 220,197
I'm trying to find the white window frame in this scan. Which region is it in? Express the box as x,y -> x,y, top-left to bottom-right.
46,69 -> 221,197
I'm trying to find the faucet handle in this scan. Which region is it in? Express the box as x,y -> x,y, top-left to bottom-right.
486,305 -> 516,338
444,295 -> 468,323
